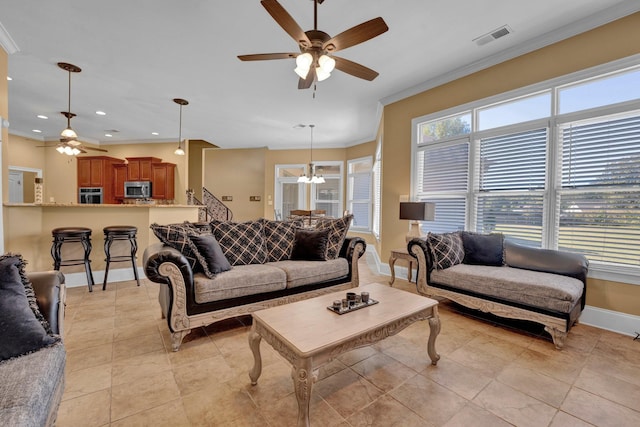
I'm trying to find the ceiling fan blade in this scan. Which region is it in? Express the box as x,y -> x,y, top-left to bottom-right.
261,0 -> 311,48
333,56 -> 379,81
298,68 -> 315,89
238,53 -> 298,61
323,17 -> 388,52
83,146 -> 108,153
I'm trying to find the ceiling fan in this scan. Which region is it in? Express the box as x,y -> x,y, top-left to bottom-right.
238,0 -> 388,89
38,62 -> 108,155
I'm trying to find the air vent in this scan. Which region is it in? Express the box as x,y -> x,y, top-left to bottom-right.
473,25 -> 513,46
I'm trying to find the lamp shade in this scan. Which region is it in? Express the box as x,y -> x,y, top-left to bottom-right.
399,202 -> 435,221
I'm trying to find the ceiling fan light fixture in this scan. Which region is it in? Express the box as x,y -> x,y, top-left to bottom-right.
315,66 -> 331,81
318,55 -> 335,73
56,145 -> 65,154
61,126 -> 77,140
294,52 -> 313,78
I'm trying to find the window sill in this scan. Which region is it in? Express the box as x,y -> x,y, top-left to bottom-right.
588,262 -> 640,286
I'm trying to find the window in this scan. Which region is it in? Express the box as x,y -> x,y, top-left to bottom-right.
347,157 -> 372,230
558,112 -> 640,265
372,142 -> 382,238
274,165 -> 306,219
412,59 -> 640,279
475,129 -> 547,245
416,140 -> 468,233
311,162 -> 343,218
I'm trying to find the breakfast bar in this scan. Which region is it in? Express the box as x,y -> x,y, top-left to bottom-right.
4,203 -> 201,277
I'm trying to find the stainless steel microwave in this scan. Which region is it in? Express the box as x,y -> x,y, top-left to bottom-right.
124,181 -> 151,199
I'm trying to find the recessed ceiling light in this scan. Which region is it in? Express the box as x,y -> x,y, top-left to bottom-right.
6,76 -> 12,81
37,115 -> 48,119
105,133 -> 113,137
96,111 -> 106,116
151,132 -> 159,136
32,129 -> 42,133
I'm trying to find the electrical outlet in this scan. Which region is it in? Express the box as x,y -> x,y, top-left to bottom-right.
221,196 -> 233,201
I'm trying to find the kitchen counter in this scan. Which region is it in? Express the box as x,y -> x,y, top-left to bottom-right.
4,203 -> 199,208
4,203 -> 202,277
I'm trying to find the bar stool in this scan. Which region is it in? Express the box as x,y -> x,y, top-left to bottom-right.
51,227 -> 95,292
103,225 -> 140,290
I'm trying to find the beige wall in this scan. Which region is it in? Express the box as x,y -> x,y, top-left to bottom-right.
381,13 -> 640,316
204,147 -> 267,221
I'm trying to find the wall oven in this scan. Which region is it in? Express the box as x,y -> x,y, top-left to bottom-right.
124,181 -> 152,199
79,187 -> 103,204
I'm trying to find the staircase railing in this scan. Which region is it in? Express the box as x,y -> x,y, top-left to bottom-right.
188,187 -> 233,222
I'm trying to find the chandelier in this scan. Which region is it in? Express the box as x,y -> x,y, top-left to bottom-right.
297,124 -> 325,184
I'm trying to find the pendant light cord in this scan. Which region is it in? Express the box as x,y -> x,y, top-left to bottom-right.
178,105 -> 183,149
67,70 -> 71,128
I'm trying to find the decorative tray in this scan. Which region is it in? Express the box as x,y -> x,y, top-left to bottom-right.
327,299 -> 379,315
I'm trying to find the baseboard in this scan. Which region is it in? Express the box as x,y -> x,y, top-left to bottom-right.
63,267 -> 145,288
580,305 -> 640,338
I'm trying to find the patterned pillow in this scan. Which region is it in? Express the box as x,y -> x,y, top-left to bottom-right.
263,218 -> 304,262
210,220 -> 268,266
314,215 -> 353,260
427,232 -> 464,270
150,223 -> 201,271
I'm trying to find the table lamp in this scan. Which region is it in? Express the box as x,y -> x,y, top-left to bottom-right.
400,202 -> 435,243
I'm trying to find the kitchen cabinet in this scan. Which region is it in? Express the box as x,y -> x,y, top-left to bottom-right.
113,164 -> 128,200
77,156 -> 125,204
126,157 -> 161,181
151,163 -> 176,200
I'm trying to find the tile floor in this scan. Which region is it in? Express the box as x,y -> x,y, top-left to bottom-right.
57,259 -> 640,426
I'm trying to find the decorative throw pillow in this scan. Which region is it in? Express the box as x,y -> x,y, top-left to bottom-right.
0,253 -> 51,334
461,232 -> 504,266
0,255 -> 59,362
291,229 -> 330,261
188,233 -> 232,278
314,215 -> 353,260
427,232 -> 464,270
263,218 -> 304,262
150,223 -> 201,271
210,220 -> 268,266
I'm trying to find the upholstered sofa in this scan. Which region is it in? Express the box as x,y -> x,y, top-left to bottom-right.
0,255 -> 66,427
144,217 -> 366,351
408,232 -> 588,349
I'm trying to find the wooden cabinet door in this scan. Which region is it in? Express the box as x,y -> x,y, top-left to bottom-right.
127,159 -> 140,181
126,157 -> 161,181
90,159 -> 104,187
151,163 -> 176,200
113,164 -> 128,200
77,158 -> 92,187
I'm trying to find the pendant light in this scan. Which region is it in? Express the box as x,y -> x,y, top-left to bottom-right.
58,62 -> 81,144
297,124 -> 325,184
173,98 -> 188,155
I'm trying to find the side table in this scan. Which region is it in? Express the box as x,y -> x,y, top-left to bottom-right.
389,248 -> 415,286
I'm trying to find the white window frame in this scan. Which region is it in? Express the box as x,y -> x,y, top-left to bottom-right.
347,156 -> 373,231
411,54 -> 640,285
372,138 -> 382,238
310,160 -> 343,217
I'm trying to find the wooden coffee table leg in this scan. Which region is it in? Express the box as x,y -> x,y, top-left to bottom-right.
389,254 -> 397,286
292,358 -> 314,427
427,307 -> 441,365
248,325 -> 262,385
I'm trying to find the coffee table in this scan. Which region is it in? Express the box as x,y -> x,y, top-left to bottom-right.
248,282 -> 440,427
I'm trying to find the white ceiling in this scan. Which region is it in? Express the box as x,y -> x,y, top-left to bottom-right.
2,0 -> 639,150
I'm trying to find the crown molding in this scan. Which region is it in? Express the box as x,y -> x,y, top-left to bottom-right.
381,0 -> 640,106
0,21 -> 19,54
